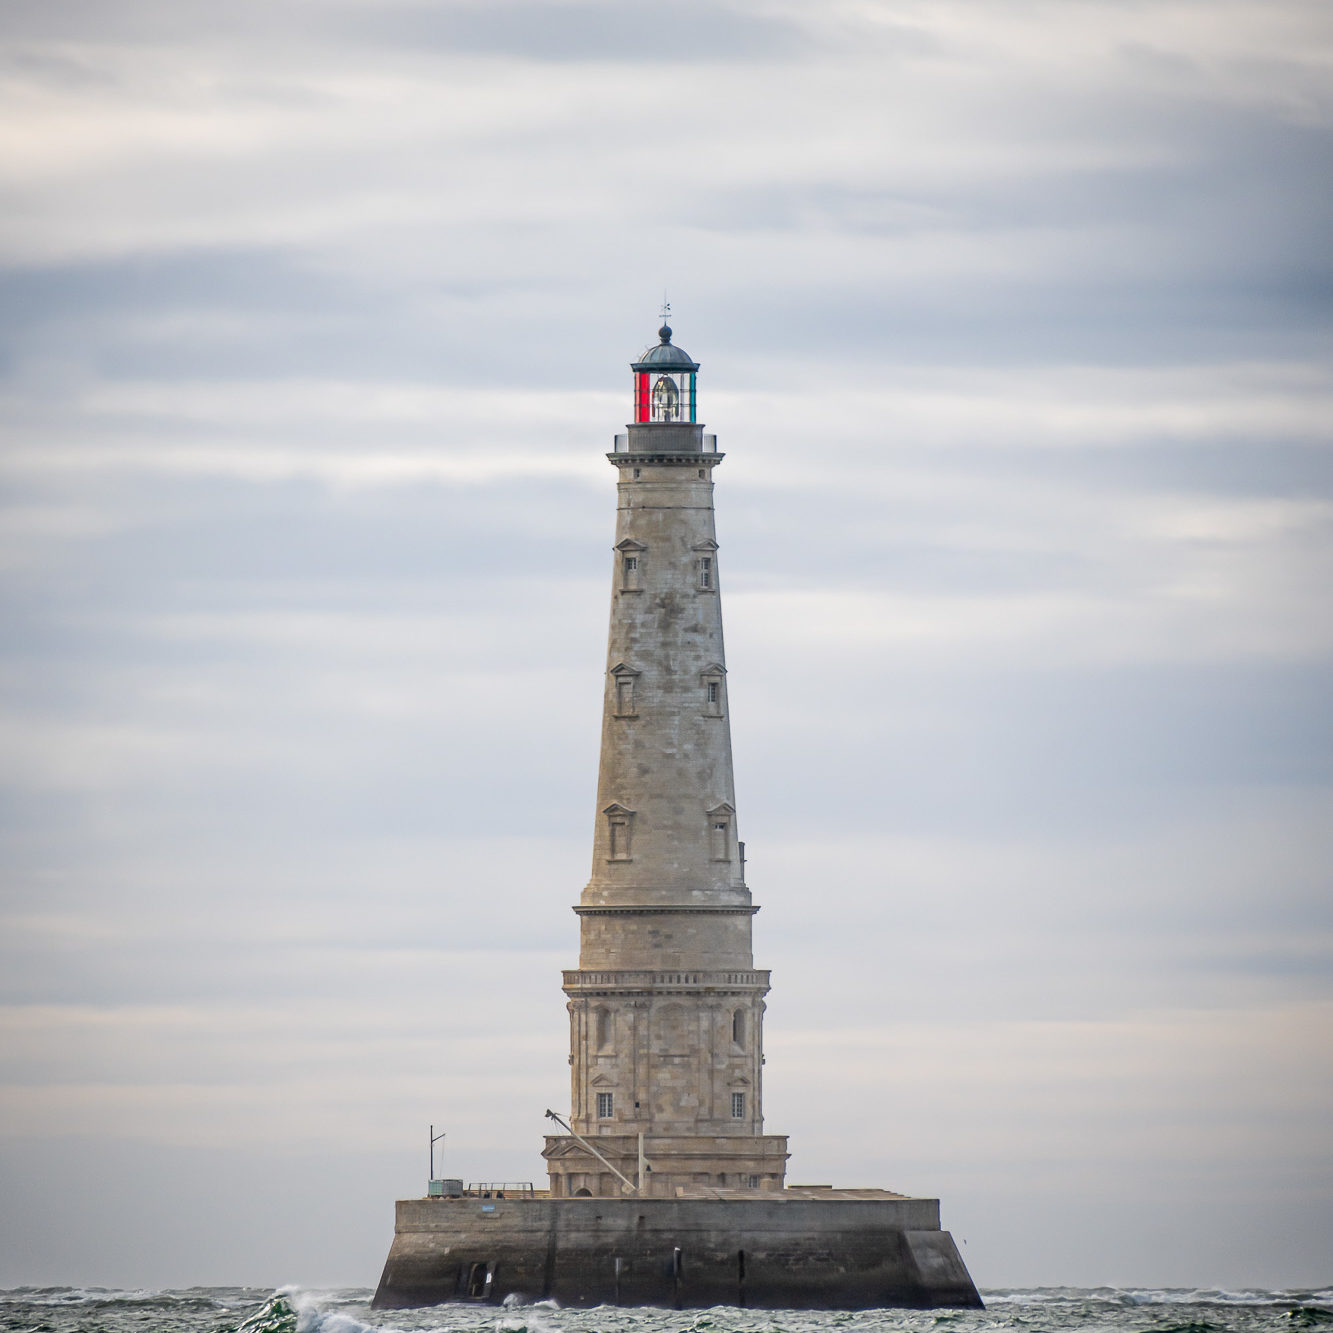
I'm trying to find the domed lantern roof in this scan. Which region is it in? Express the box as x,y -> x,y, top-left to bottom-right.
632,324 -> 700,373
631,324 -> 699,424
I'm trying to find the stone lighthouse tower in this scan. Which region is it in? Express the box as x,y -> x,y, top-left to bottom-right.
372,324 -> 982,1309
543,323 -> 790,1198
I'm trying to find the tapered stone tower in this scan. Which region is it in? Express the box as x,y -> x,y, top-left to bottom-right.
542,324 -> 789,1197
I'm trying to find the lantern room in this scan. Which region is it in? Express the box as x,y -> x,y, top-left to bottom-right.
631,324 -> 699,424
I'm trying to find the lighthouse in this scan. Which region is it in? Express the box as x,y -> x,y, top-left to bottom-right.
371,322 -> 982,1311
543,323 -> 789,1197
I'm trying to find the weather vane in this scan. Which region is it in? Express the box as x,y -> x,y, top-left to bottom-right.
660,293 -> 670,323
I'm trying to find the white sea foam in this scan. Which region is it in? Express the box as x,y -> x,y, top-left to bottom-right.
2,1282 -> 1330,1333
979,1288 -> 1333,1308
0,1288 -> 166,1306
280,1286 -> 411,1333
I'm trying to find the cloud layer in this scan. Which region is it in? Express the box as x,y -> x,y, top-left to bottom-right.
1,0 -> 1330,1291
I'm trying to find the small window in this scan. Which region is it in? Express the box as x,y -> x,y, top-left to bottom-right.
732,1008 -> 746,1047
747,1175 -> 760,1189
597,1092 -> 614,1119
596,1008 -> 612,1050
698,468 -> 705,479
616,676 -> 635,715
698,556 -> 712,590
702,671 -> 724,716
619,551 -> 642,591
633,468 -> 641,479
710,814 -> 730,861
605,804 -> 634,860
731,1092 -> 745,1119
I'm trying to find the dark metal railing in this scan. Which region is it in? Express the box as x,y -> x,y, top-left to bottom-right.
465,1181 -> 535,1198
611,433 -> 718,454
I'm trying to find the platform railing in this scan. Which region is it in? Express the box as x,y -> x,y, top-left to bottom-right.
610,433 -> 719,454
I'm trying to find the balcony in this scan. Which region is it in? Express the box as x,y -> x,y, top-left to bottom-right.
612,432 -> 718,453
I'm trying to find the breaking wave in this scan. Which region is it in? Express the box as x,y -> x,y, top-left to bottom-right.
1,1283 -> 1329,1333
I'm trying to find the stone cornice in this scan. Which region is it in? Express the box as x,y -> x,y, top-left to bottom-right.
563,968 -> 771,994
607,452 -> 725,467
574,904 -> 758,916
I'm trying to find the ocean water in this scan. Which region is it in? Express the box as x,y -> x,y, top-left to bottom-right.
2,1286 -> 1331,1333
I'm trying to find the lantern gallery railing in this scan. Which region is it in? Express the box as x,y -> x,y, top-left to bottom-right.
612,433 -> 718,453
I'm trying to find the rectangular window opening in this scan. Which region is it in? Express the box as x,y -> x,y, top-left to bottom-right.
731,1092 -> 746,1119
597,1092 -> 614,1119
710,818 -> 730,860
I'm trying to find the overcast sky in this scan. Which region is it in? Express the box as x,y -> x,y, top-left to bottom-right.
1,0 -> 1331,1295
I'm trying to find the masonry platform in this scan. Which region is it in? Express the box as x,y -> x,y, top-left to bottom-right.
373,1184 -> 980,1309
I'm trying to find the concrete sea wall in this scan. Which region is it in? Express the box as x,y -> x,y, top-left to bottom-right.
373,1196 -> 982,1310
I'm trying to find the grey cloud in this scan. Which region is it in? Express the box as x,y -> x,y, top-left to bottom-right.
929,440 -> 1333,503
0,0 -> 800,63
0,250 -> 494,384
0,247 -> 641,385
0,1138 -> 420,1286
336,0 -> 801,63
735,661 -> 1333,840
2,0 -> 1331,1290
